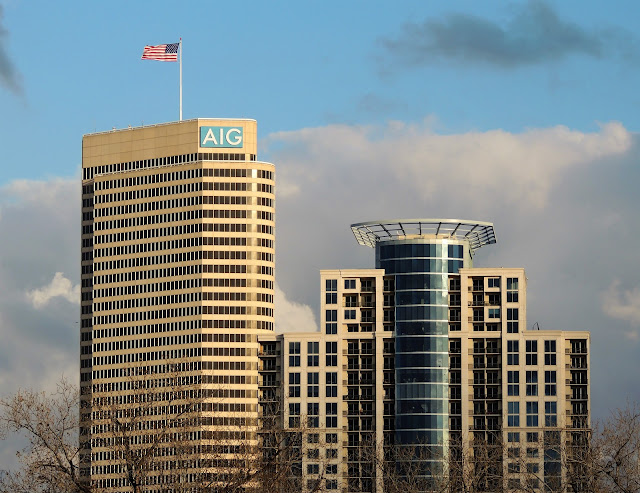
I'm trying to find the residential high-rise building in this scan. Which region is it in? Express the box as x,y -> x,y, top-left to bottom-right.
80,119 -> 275,490
258,219 -> 590,492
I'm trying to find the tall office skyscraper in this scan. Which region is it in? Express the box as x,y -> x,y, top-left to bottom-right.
80,119 -> 275,490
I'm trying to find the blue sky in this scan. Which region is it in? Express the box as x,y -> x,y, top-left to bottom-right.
1,0 -> 640,438
2,1 -> 640,181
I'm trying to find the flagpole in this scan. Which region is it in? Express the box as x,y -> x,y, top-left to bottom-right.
179,38 -> 183,121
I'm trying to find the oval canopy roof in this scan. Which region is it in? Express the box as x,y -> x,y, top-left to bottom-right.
350,219 -> 497,254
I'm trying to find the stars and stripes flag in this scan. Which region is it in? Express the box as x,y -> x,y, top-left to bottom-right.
141,43 -> 179,61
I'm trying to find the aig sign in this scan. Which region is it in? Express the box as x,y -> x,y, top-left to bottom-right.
199,126 -> 243,148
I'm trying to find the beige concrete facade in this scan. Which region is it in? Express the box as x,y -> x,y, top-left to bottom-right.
81,119 -> 274,490
259,265 -> 590,492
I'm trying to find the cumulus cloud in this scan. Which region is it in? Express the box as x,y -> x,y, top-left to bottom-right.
0,5 -> 22,96
379,1 -> 636,69
269,119 -> 630,210
0,177 -> 79,399
602,280 -> 640,327
263,119 -> 640,420
275,283 -> 318,333
26,272 -> 80,309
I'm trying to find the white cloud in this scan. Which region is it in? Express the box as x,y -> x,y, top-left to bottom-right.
26,272 -> 80,309
268,119 -> 631,211
275,283 -> 318,333
602,280 -> 640,327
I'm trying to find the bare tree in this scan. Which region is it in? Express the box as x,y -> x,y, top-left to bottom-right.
591,402 -> 640,493
0,378 -> 89,493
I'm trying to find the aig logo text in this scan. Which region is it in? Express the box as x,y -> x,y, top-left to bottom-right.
199,126 -> 243,148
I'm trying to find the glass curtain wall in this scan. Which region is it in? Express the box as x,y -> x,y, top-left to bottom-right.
376,240 -> 469,482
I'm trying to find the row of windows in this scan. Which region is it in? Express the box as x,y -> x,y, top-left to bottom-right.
93,264 -> 202,285
94,292 -> 201,311
94,224 -> 202,245
94,332 -> 201,352
93,347 -> 200,368
83,153 -> 260,181
94,305 -> 202,325
204,168 -> 273,180
90,195 -> 203,216
507,402 -> 558,427
88,361 -> 251,382
90,195 -> 270,219
288,402 -> 340,429
93,210 -> 202,231
92,167 -> 273,191
92,323 -> 249,342
380,259 -> 464,275
507,340 -> 558,366
379,243 -> 464,260
93,279 -> 202,300
94,251 -> 201,272
94,182 -> 202,205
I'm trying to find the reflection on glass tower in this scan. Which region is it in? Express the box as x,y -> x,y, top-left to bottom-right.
351,219 -> 496,483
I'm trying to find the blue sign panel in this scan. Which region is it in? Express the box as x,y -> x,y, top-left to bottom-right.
199,126 -> 244,148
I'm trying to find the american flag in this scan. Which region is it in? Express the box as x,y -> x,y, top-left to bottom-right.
141,43 -> 179,61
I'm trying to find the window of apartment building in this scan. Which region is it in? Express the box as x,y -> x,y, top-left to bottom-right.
361,279 -> 374,292
326,292 -> 337,304
526,340 -> 538,365
326,402 -> 338,428
307,373 -> 319,397
488,308 -> 500,319
508,432 -> 520,443
345,309 -> 356,320
307,464 -> 320,475
508,371 -> 519,396
526,371 -> 538,396
308,342 -> 319,366
307,433 -> 319,444
545,371 -> 557,396
289,373 -> 300,398
507,341 -> 519,365
508,402 -> 520,427
325,310 -> 337,335
326,372 -> 338,397
544,340 -> 557,365
526,402 -> 539,427
308,403 -> 319,428
326,342 -> 337,366
449,277 -> 461,291
289,403 -> 300,428
289,342 -> 300,367
326,479 -> 338,490
527,432 -> 539,443
507,308 -> 519,333
488,277 -> 500,288
344,294 -> 358,307
326,279 -> 337,292
507,277 -> 519,302
545,402 -> 558,427
326,433 -> 338,444
344,279 -> 356,290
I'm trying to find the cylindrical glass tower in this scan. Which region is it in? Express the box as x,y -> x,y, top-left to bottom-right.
351,219 -> 496,484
